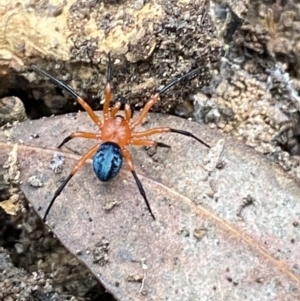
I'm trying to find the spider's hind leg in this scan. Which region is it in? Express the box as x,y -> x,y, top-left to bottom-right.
122,148 -> 155,220
43,144 -> 100,222
130,139 -> 170,148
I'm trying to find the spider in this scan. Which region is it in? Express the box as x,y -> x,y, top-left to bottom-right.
31,55 -> 210,222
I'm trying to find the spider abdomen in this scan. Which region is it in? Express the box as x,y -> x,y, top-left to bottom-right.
93,142 -> 123,182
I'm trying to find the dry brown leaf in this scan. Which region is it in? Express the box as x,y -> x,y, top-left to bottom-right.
1,112 -> 300,301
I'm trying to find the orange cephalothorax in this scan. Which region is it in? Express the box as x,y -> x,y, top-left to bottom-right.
101,116 -> 131,147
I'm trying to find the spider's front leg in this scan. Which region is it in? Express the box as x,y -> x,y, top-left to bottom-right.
31,65 -> 102,128
122,148 -> 155,220
130,93 -> 160,130
103,53 -> 113,120
130,65 -> 206,130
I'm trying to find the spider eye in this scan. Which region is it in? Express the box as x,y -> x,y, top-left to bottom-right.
93,142 -> 123,182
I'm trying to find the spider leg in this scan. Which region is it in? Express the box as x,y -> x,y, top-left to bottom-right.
58,132 -> 101,148
124,103 -> 132,121
132,127 -> 210,148
103,53 -> 113,120
131,65 -> 206,129
122,148 -> 155,220
43,144 -> 100,222
130,93 -> 160,129
111,101 -> 122,117
130,139 -> 170,148
31,65 -> 102,128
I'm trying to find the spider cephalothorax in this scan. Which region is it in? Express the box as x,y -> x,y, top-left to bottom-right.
31,55 -> 210,222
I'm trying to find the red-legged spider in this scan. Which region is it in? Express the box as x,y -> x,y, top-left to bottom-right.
31,56 -> 210,222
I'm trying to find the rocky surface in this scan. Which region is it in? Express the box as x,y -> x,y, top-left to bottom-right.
0,0 -> 218,118
195,0 -> 300,181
